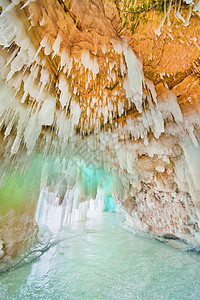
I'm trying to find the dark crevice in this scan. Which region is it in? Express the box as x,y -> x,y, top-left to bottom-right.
57,0 -> 83,31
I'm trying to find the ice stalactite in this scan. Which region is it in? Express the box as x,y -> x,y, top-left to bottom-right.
0,2 -> 145,162
153,0 -> 200,34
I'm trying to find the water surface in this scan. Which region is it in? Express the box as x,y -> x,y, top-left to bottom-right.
1,212 -> 200,300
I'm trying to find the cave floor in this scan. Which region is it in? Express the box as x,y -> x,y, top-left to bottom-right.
1,212 -> 200,300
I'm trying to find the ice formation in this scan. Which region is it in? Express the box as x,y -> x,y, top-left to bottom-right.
36,188 -> 105,233
0,0 -> 200,258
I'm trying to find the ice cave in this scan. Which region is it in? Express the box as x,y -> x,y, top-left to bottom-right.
0,0 -> 200,299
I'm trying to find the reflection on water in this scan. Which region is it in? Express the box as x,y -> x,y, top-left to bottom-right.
1,210 -> 200,300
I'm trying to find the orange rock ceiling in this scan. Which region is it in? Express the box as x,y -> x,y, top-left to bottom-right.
13,0 -> 200,129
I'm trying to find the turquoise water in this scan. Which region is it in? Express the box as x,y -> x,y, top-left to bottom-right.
1,212 -> 200,300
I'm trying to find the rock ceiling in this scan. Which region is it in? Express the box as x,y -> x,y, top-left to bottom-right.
0,1 -> 199,139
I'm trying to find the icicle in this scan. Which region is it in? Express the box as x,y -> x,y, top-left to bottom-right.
155,0 -> 167,36
1,0 -> 21,15
81,50 -> 99,77
20,0 -> 36,9
4,48 -> 19,68
38,96 -> 56,126
59,49 -> 72,73
4,113 -> 16,138
40,14 -> 46,26
40,67 -> 49,92
6,51 -> 26,81
11,120 -> 24,155
185,3 -> 193,26
0,15 -> 16,47
34,44 -> 42,59
167,0 -> 172,26
118,101 -> 124,117
146,79 -> 157,105
24,114 -> 42,154
30,63 -> 39,79
21,90 -> 28,103
58,73 -> 71,109
34,36 -> 48,59
176,0 -> 186,22
70,100 -> 81,126
111,39 -> 123,54
44,43 -> 52,56
185,122 -> 199,147
52,32 -> 62,57
122,40 -> 143,112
